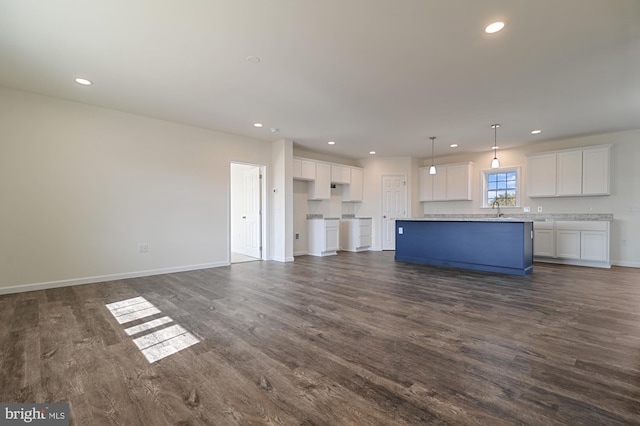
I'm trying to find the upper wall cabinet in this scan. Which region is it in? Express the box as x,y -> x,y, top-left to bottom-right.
293,158 -> 316,181
295,157 -> 363,202
331,165 -> 351,184
308,162 -> 331,200
343,167 -> 363,202
419,162 -> 474,202
527,145 -> 610,198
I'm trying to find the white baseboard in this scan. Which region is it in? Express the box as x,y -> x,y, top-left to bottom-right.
293,251 -> 308,256
271,256 -> 294,262
534,257 -> 611,269
0,262 -> 228,296
612,261 -> 640,268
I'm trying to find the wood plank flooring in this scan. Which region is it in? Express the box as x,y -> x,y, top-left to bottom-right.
1,252 -> 640,425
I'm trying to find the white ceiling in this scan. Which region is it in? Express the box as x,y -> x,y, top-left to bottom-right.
1,0 -> 639,160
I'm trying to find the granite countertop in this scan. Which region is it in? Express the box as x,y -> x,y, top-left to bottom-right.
306,214 -> 340,220
421,213 -> 613,222
402,217 -> 535,223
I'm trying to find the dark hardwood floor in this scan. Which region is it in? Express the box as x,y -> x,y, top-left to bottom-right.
1,252 -> 640,425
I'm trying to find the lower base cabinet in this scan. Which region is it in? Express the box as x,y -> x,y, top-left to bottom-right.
308,219 -> 339,256
340,218 -> 372,252
534,221 -> 610,267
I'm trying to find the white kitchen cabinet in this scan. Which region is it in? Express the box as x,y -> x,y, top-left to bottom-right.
446,163 -> 473,200
582,146 -> 610,195
331,165 -> 351,184
308,219 -> 339,256
581,230 -> 608,262
527,145 -> 610,198
308,162 -> 331,200
343,167 -> 363,202
533,221 -> 555,257
432,169 -> 447,201
528,153 -> 557,197
419,162 -> 473,202
293,158 -> 316,180
557,151 -> 582,196
534,220 -> 610,267
340,218 -> 372,252
556,229 -> 581,259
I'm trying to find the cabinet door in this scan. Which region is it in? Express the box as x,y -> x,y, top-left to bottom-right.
331,165 -> 350,184
432,168 -> 447,201
556,230 -> 581,259
581,231 -> 608,261
446,163 -> 472,200
419,167 -> 434,201
309,163 -> 331,200
325,224 -> 339,251
301,160 -> 316,180
528,154 -> 557,197
533,229 -> 555,257
343,168 -> 363,202
557,151 -> 582,196
293,159 -> 302,179
583,146 -> 610,195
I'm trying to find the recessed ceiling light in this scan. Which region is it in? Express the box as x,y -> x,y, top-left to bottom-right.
253,123 -> 263,128
531,129 -> 542,134
270,128 -> 279,133
369,151 -> 376,155
246,56 -> 261,64
75,77 -> 92,85
328,141 -> 335,145
490,146 -> 500,150
450,144 -> 458,148
485,22 -> 505,34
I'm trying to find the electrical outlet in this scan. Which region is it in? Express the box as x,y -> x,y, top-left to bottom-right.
138,243 -> 149,253
398,227 -> 404,235
295,233 -> 300,240
537,206 -> 543,213
523,206 -> 531,213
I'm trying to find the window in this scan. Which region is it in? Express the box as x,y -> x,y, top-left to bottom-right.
482,166 -> 521,208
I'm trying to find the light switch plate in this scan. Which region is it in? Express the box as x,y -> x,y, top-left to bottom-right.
523,206 -> 531,213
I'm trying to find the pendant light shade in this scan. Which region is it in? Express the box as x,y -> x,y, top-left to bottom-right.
429,136 -> 437,175
491,124 -> 500,169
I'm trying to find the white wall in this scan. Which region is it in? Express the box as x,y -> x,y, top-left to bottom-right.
270,139 -> 294,262
420,130 -> 640,267
0,87 -> 274,291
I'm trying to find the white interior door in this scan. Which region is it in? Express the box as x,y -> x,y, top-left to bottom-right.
243,167 -> 262,258
381,175 -> 407,250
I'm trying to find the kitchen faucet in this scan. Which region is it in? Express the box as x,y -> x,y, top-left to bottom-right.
491,200 -> 503,217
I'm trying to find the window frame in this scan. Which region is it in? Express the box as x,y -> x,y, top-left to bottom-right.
481,166 -> 521,209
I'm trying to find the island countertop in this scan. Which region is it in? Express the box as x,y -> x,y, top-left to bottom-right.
401,217 -> 534,223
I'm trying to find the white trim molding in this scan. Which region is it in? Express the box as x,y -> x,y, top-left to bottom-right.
0,262 -> 228,296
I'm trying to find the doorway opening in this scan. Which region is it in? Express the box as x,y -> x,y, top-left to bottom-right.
230,162 -> 266,263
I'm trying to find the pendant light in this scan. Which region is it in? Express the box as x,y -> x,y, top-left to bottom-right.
429,136 -> 437,175
491,124 -> 500,168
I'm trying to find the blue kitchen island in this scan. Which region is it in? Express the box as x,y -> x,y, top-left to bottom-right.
395,218 -> 534,276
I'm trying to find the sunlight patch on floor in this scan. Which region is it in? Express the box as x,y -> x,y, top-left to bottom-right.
106,297 -> 200,363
